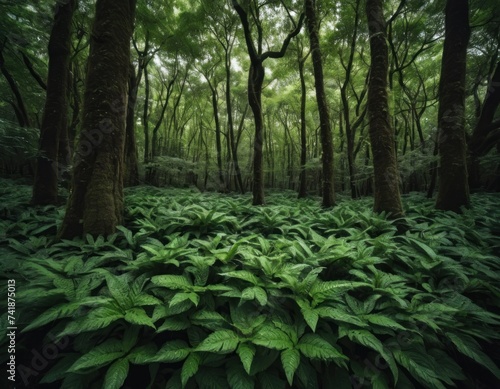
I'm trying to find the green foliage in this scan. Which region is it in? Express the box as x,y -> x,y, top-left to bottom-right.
2,182 -> 500,388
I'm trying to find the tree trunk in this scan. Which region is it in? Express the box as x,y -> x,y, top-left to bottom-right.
468,61 -> 500,188
298,52 -> 308,198
366,0 -> 404,218
32,0 -> 75,205
124,63 -> 140,187
248,61 -> 266,205
305,0 -> 335,207
226,54 -> 245,194
59,0 -> 136,238
435,0 -> 471,211
232,0 -> 303,205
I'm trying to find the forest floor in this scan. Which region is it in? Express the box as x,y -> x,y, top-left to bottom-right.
1,177 -> 500,389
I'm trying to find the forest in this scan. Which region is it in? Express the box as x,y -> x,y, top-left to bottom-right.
0,0 -> 500,388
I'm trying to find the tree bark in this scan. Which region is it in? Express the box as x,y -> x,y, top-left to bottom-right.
366,0 -> 404,218
435,0 -> 471,211
305,0 -> 335,207
59,0 -> 136,238
32,0 -> 75,205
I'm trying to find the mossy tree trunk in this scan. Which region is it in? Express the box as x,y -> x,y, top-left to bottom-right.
59,0 -> 136,238
305,0 -> 335,207
366,0 -> 404,218
32,0 -> 75,205
436,0 -> 471,211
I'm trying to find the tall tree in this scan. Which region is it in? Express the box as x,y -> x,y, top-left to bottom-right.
435,0 -> 471,211
232,0 -> 304,205
305,0 -> 335,207
32,0 -> 75,205
365,0 -> 404,217
59,0 -> 136,238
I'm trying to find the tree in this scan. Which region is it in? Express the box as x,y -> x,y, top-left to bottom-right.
435,0 -> 471,211
365,0 -> 404,217
304,0 -> 335,207
232,0 -> 304,205
32,0 -> 75,205
59,0 -> 136,238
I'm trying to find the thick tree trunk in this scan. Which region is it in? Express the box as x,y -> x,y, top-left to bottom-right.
59,0 -> 136,238
32,0 -> 75,205
435,0 -> 470,211
366,0 -> 404,218
305,0 -> 335,207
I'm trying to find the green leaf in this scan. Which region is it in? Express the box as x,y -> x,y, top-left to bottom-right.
317,306 -> 368,327
281,348 -> 300,386
446,332 -> 500,379
157,316 -> 191,332
196,329 -> 240,353
124,307 -> 156,328
103,358 -> 129,389
301,307 -> 319,332
68,339 -> 125,372
151,274 -> 192,289
392,349 -> 445,389
150,340 -> 190,363
365,314 -> 406,331
59,307 -> 123,336
181,353 -> 201,388
237,343 -> 256,375
220,270 -> 260,285
241,286 -> 268,306
170,291 -> 200,308
252,324 -> 294,350
343,329 -> 398,383
296,334 -> 347,363
22,302 -> 82,332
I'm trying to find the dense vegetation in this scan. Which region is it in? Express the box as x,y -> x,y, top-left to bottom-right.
1,179 -> 499,388
1,1 -> 500,388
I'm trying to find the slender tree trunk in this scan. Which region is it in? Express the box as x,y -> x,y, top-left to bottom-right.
207,79 -> 225,191
226,59 -> 244,193
305,0 -> 335,207
298,53 -> 308,198
468,61 -> 500,188
143,64 -> 150,163
435,0 -> 470,211
124,63 -> 140,187
232,0 -> 303,205
32,0 -> 75,205
59,0 -> 136,238
366,0 -> 404,218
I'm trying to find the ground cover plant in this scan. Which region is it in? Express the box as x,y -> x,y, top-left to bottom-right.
1,178 -> 500,389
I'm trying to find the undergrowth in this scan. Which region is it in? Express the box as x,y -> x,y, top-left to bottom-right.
1,178 -> 499,389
